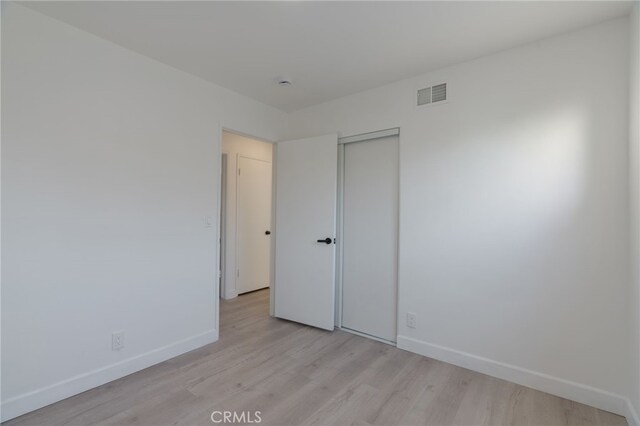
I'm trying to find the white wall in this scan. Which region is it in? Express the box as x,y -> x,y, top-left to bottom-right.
287,18 -> 631,415
629,2 -> 640,423
221,131 -> 273,300
0,4 -> 286,421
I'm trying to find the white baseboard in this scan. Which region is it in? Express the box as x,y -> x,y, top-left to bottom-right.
1,329 -> 218,422
397,335 -> 631,422
625,398 -> 640,426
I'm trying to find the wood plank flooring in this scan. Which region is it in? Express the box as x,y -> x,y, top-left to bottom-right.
4,289 -> 627,426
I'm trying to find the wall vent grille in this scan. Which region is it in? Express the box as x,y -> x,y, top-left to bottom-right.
432,83 -> 447,103
417,87 -> 432,106
417,83 -> 447,106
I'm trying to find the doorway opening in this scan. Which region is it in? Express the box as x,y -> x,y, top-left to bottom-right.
219,130 -> 274,328
218,129 -> 398,345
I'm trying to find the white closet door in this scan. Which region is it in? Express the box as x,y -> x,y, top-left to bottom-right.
275,134 -> 337,331
342,135 -> 398,342
237,156 -> 272,294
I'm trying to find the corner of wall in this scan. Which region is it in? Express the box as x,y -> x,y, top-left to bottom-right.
626,398 -> 640,426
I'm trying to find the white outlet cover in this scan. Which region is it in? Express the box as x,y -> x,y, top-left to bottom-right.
112,331 -> 125,350
406,312 -> 416,328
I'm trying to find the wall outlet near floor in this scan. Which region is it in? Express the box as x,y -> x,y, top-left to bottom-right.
112,331 -> 125,351
406,312 -> 417,329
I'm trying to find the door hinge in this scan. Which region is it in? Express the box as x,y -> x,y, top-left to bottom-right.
238,168 -> 241,176
237,269 -> 240,277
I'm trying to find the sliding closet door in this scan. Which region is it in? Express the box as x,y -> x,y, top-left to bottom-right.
342,135 -> 398,342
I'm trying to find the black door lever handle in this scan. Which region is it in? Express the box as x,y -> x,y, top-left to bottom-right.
316,237 -> 332,244
265,230 -> 271,235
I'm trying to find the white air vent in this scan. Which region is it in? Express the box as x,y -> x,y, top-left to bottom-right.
432,83 -> 447,102
417,87 -> 431,106
417,83 -> 447,106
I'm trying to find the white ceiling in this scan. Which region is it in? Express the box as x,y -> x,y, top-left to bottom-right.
25,1 -> 632,112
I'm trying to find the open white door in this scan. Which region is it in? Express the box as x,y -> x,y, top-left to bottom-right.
274,134 -> 337,331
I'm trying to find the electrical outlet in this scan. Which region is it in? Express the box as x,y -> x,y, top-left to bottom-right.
112,331 -> 125,351
406,312 -> 417,329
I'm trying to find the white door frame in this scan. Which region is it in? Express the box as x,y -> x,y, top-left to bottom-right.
219,153 -> 228,299
335,127 -> 400,345
216,126 -> 277,326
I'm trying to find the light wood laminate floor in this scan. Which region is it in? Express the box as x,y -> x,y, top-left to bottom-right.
4,289 -> 627,426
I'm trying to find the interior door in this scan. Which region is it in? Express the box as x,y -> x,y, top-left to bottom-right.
237,156 -> 272,294
341,135 -> 398,342
274,134 -> 337,330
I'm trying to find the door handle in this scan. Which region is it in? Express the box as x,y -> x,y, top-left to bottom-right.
265,230 -> 271,235
316,237 -> 333,245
